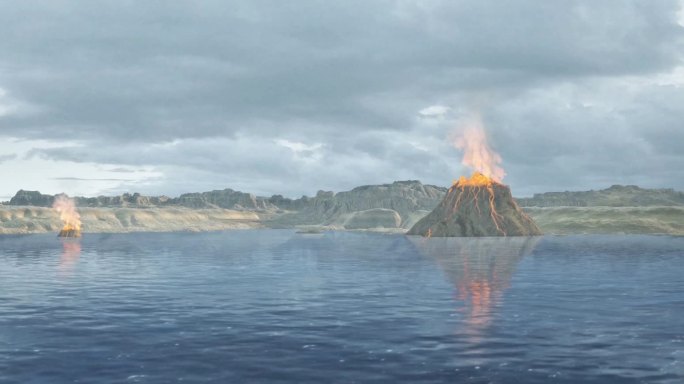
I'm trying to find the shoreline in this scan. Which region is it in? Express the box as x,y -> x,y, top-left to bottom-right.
1,205 -> 682,236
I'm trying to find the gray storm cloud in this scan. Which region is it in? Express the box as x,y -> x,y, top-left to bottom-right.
1,0 -> 683,197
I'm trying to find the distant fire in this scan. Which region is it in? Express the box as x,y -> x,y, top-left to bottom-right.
52,195 -> 81,237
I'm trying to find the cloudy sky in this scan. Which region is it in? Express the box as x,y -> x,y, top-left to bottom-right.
1,0 -> 684,199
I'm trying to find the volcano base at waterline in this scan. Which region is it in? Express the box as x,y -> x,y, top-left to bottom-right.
58,229 -> 81,238
407,182 -> 542,237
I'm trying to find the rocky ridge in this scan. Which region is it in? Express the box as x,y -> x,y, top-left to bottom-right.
3,182 -> 683,235
5,181 -> 447,230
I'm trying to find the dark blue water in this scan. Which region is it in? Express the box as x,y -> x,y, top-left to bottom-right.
0,231 -> 682,383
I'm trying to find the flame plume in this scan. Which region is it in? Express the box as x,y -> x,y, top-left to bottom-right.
452,113 -> 505,184
53,195 -> 81,237
452,113 -> 506,235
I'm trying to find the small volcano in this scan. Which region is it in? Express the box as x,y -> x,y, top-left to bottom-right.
58,227 -> 81,238
407,173 -> 541,237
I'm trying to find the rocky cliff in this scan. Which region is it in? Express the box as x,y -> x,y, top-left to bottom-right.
269,180 -> 447,229
8,190 -> 171,208
9,190 -> 55,206
7,189 -> 272,210
170,189 -> 276,210
5,181 -> 445,231
76,193 -> 171,207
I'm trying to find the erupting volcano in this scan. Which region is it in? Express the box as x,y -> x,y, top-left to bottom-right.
53,195 -> 82,238
408,113 -> 541,237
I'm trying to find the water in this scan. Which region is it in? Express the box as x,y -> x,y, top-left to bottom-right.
0,231 -> 682,383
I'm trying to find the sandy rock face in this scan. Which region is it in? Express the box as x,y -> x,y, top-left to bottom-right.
407,182 -> 542,237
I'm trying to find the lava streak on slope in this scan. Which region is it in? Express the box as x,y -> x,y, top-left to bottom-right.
451,172 -> 507,236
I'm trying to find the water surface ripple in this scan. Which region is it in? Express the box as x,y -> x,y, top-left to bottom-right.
0,231 -> 682,383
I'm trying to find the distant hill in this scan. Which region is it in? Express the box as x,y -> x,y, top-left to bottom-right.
269,180 -> 447,228
517,185 -> 684,207
3,183 -> 683,235
5,181 -> 447,230
7,189 -> 270,210
525,206 -> 684,235
9,190 -> 56,206
12,184 -> 682,210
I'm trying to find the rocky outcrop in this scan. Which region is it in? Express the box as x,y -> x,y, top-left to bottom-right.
343,208 -> 402,229
517,185 -> 684,207
8,189 -> 273,210
7,181 -> 445,220
76,193 -> 171,207
271,181 -> 447,228
9,190 -> 55,206
9,191 -> 171,208
171,189 -> 276,210
408,181 -> 542,237
332,181 -> 445,221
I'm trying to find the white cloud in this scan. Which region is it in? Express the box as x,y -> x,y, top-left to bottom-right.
0,138 -> 161,199
0,87 -> 17,117
0,86 -> 40,117
274,139 -> 324,164
418,105 -> 451,118
275,139 -> 323,153
643,66 -> 684,88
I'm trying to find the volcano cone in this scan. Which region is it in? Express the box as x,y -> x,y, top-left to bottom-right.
407,176 -> 542,237
58,229 -> 81,238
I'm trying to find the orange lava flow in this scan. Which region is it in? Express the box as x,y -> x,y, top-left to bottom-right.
452,172 -> 507,236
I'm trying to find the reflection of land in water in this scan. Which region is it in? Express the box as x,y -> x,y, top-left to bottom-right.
409,236 -> 540,340
59,239 -> 82,273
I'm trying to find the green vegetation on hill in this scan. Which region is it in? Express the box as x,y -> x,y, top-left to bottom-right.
525,206 -> 684,236
517,185 -> 684,207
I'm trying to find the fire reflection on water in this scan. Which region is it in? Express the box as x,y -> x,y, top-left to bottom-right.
410,236 -> 540,342
59,239 -> 82,273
